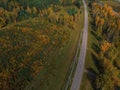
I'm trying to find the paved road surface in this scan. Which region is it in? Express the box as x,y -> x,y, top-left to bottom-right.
70,0 -> 88,90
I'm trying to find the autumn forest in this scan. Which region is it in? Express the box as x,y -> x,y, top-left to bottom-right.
0,0 -> 120,90
0,0 -> 82,90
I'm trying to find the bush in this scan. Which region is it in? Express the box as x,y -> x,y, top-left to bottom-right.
74,0 -> 82,8
17,10 -> 30,21
67,8 -> 77,15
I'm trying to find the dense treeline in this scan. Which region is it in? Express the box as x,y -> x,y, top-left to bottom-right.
0,0 -> 82,28
0,0 -> 82,89
90,2 -> 120,89
0,0 -> 60,27
17,0 -> 60,9
0,0 -> 60,9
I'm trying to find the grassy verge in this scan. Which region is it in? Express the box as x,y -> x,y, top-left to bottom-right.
80,8 -> 98,90
62,6 -> 85,90
24,8 -> 84,90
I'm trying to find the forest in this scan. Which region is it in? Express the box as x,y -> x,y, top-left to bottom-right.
0,0 -> 82,90
89,1 -> 120,89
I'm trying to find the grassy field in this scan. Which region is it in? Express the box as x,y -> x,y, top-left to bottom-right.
24,7 -> 84,90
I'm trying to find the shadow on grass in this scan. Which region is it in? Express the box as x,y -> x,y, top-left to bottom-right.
91,52 -> 103,72
85,48 -> 101,90
91,30 -> 102,41
85,52 -> 101,90
84,50 -> 99,90
91,43 -> 100,54
86,68 -> 96,90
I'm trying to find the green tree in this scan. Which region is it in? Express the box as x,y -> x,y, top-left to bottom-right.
95,73 -> 114,90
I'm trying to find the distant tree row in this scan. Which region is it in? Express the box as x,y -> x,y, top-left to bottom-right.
0,0 -> 82,28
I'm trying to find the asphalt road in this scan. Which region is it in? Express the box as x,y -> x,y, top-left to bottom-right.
70,0 -> 88,90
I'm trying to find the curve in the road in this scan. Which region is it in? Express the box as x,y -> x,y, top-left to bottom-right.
70,0 -> 88,90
